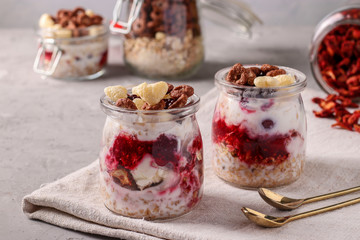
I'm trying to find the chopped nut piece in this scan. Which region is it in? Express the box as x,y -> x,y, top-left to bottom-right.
168,94 -> 188,109
170,85 -> 194,98
132,81 -> 168,105
39,13 -> 55,28
104,85 -> 128,102
109,167 -> 139,191
254,76 -> 280,87
142,100 -> 166,110
274,74 -> 296,86
55,28 -> 72,38
261,64 -> 279,73
116,98 -> 137,110
133,98 -> 146,110
266,69 -> 286,77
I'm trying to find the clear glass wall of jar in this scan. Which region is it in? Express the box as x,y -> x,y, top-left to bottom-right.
211,65 -> 307,188
111,0 -> 204,79
99,92 -> 203,220
34,25 -> 109,80
309,5 -> 360,97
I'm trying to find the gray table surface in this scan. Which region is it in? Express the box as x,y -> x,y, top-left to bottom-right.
0,23 -> 319,239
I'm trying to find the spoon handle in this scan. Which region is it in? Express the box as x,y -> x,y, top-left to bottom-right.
303,185 -> 360,204
288,197 -> 360,223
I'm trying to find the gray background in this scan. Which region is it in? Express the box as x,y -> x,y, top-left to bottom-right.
0,0 -> 357,28
1,0 -> 360,240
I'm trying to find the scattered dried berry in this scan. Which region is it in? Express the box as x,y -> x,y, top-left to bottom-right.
312,94 -> 360,133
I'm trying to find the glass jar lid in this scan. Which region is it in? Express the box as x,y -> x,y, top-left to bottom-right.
199,0 -> 262,38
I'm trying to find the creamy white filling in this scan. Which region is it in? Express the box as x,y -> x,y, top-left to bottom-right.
131,154 -> 169,190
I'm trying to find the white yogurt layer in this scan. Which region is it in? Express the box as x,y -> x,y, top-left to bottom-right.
212,91 -> 306,188
99,115 -> 203,219
44,38 -> 108,79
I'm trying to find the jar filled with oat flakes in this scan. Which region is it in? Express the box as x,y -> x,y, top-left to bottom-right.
110,0 -> 203,79
34,7 -> 109,80
110,0 -> 261,79
212,64 -> 307,188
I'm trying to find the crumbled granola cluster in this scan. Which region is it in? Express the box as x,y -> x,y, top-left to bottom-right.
104,81 -> 194,110
226,63 -> 295,87
38,7 -> 104,38
127,0 -> 201,39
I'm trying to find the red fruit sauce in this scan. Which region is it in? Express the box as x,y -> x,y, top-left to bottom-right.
212,117 -> 300,166
105,133 -> 203,172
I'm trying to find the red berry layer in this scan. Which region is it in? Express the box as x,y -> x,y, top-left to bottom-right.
212,117 -> 300,166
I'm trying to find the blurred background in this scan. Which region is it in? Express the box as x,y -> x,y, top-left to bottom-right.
0,0 -> 356,28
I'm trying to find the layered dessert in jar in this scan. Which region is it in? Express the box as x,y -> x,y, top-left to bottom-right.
34,7 -> 108,80
117,0 -> 204,79
212,64 -> 307,188
99,81 -> 203,219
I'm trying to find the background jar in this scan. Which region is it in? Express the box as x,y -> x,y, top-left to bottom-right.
211,65 -> 307,188
310,5 -> 360,98
110,0 -> 204,79
99,92 -> 203,220
34,24 -> 109,80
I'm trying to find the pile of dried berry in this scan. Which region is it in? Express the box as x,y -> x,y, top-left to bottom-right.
104,82 -> 194,110
317,24 -> 360,98
312,94 -> 360,133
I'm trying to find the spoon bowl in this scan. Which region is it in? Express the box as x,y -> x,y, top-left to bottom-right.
241,207 -> 288,227
258,185 -> 360,210
258,188 -> 305,210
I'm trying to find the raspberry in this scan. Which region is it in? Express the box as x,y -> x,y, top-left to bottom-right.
262,119 -> 275,129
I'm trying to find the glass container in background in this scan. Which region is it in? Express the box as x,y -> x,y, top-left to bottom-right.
34,24 -> 109,80
310,5 -> 360,98
110,0 -> 262,79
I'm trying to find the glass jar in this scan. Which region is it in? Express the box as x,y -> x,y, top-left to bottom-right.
110,0 -> 204,79
211,65 -> 307,188
33,25 -> 109,80
99,92 -> 203,220
309,5 -> 360,98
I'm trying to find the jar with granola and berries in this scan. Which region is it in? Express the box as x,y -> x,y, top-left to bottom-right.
212,64 -> 307,188
99,81 -> 203,220
310,5 -> 360,98
34,7 -> 109,80
110,0 -> 204,79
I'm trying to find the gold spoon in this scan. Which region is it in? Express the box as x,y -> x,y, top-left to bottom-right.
258,185 -> 360,210
242,196 -> 360,227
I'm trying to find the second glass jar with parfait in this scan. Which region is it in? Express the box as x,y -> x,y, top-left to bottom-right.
212,64 -> 307,188
110,0 -> 204,79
